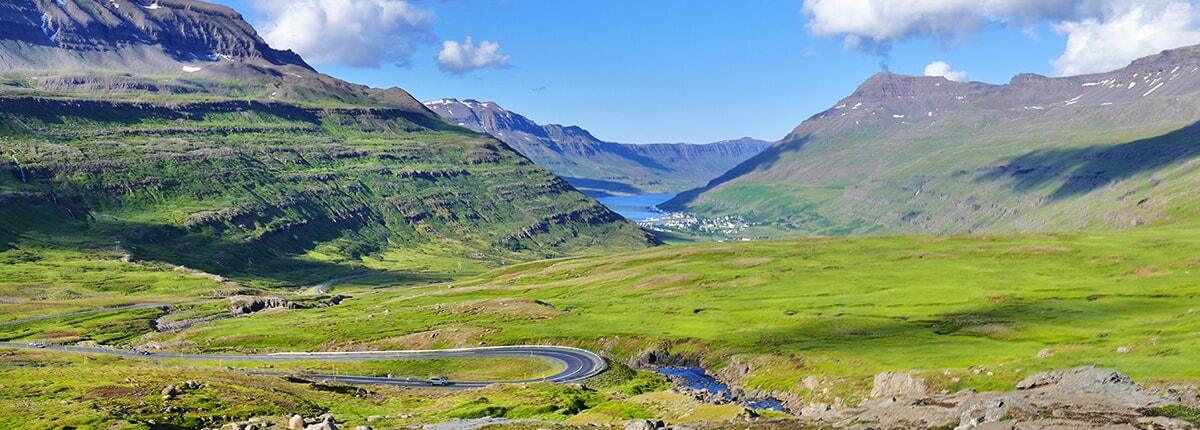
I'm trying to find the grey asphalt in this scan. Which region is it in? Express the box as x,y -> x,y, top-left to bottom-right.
0,342 -> 607,389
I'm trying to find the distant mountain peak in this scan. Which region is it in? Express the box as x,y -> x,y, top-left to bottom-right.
1,0 -> 311,72
664,41 -> 1200,237
423,98 -> 772,195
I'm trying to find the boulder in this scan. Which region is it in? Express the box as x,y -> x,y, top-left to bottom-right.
623,419 -> 657,430
870,371 -> 927,398
288,414 -> 305,430
161,384 -> 182,400
305,415 -> 338,430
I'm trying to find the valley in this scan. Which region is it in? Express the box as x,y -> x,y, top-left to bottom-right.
424,99 -> 771,197
4,0 -> 1200,429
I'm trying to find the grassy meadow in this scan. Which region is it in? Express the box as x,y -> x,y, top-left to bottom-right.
0,346 -> 677,429
4,222 -> 1200,425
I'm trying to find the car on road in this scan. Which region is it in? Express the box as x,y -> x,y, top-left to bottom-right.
29,343 -> 46,348
426,377 -> 450,386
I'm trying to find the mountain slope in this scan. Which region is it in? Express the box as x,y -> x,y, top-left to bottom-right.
663,44 -> 1200,236
0,0 -> 657,285
424,98 -> 770,195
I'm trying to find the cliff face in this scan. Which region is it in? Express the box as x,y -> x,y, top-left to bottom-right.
0,0 -> 435,110
425,98 -> 771,195
0,0 -> 308,70
663,44 -> 1200,236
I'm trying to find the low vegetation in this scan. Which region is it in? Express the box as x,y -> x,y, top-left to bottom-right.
6,223 -> 1200,424
0,94 -> 656,289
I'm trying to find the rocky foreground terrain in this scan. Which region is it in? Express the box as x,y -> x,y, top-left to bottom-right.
191,366 -> 1199,430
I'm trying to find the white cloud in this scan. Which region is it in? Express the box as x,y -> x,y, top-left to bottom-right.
802,0 -> 1200,77
437,37 -> 511,74
803,0 -> 1076,48
252,0 -> 435,68
1052,1 -> 1200,76
924,61 -> 968,81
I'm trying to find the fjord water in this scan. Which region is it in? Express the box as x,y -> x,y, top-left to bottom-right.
595,193 -> 676,221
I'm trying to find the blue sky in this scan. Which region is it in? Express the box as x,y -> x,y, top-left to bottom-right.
205,0 -> 1200,144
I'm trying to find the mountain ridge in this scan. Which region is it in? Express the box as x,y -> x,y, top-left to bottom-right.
0,0 -> 658,283
424,98 -> 770,195
662,44 -> 1200,236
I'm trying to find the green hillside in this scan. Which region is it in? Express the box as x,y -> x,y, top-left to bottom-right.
0,94 -> 656,287
663,50 -> 1200,238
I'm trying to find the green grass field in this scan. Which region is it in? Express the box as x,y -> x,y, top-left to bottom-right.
0,346 -> 671,429
13,224 -> 1197,398
5,223 -> 1200,424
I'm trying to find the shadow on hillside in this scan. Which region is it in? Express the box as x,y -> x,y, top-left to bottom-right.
563,177 -> 644,195
120,219 -> 364,288
0,199 -> 361,288
1,97 -> 324,127
976,121 -> 1200,200
606,142 -> 671,171
751,296 -> 1165,352
660,136 -> 802,210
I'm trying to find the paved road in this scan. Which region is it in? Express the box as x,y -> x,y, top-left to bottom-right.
0,342 -> 606,389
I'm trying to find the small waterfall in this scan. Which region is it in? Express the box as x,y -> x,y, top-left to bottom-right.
10,152 -> 26,183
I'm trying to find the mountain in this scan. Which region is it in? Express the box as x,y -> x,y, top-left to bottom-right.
0,0 -> 439,111
423,98 -> 770,196
0,0 -> 657,285
662,44 -> 1200,236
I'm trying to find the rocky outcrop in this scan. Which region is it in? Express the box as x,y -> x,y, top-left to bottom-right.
228,295 -> 346,316
843,366 -> 1191,429
0,0 -> 309,70
869,371 -> 928,399
229,295 -> 297,315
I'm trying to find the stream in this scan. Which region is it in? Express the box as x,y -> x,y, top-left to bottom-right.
658,367 -> 788,412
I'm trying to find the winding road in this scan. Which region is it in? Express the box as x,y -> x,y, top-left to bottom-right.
0,342 -> 606,388
2,276 -> 605,388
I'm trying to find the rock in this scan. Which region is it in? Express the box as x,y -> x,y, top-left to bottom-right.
354,426 -> 371,430
623,419 -> 657,430
161,384 -> 182,400
366,415 -> 385,422
288,414 -> 305,430
229,295 -> 297,315
956,395 -> 1038,429
305,415 -> 338,430
1017,365 -> 1137,394
870,371 -> 927,398
800,402 -> 834,418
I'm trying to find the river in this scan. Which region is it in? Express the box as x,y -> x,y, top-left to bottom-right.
594,193 -> 676,221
